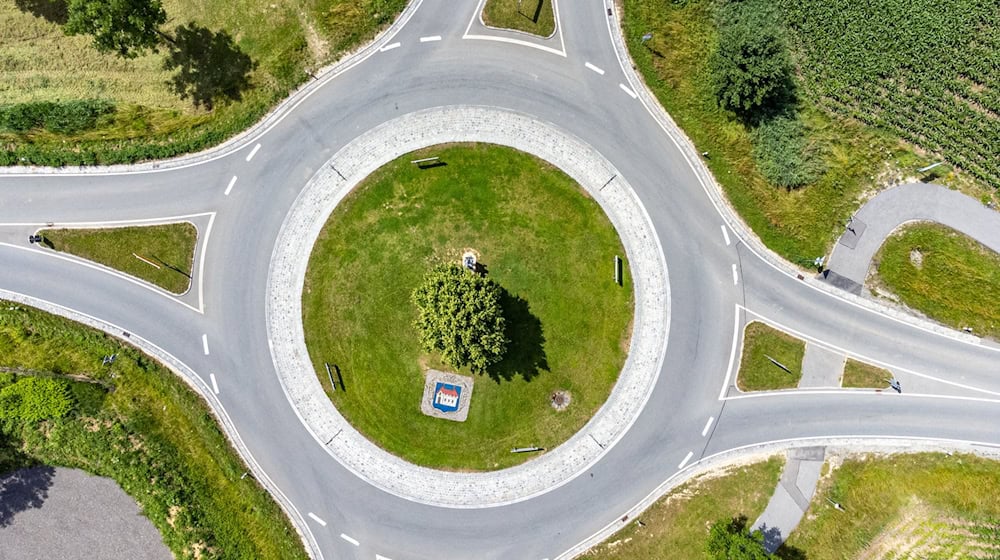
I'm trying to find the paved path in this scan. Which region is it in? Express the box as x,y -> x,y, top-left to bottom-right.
798,344 -> 844,388
0,467 -> 170,560
826,182 -> 1000,287
752,447 -> 826,553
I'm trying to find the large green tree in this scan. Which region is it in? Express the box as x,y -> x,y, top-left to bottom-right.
706,516 -> 773,560
709,14 -> 792,118
65,0 -> 167,58
412,264 -> 508,372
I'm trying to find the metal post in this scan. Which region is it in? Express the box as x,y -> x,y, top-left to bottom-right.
614,256 -> 622,286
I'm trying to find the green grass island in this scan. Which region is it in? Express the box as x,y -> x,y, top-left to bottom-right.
302,143 -> 634,471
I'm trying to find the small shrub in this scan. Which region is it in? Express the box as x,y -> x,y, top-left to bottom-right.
0,376 -> 75,422
709,10 -> 792,118
0,100 -> 115,134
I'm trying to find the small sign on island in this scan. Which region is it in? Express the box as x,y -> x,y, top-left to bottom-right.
420,369 -> 475,422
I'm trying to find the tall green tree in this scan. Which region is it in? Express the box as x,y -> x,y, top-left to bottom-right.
65,0 -> 167,58
412,264 -> 508,372
709,14 -> 792,118
707,516 -> 773,560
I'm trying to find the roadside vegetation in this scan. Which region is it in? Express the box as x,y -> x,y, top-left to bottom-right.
39,223 -> 197,294
0,302 -> 307,559
786,453 -> 1000,559
622,0 -> 997,265
482,0 -> 555,37
583,457 -> 783,559
1,0 -> 405,166
736,322 -> 804,391
841,358 -> 892,389
872,223 -> 1000,339
302,143 -> 633,470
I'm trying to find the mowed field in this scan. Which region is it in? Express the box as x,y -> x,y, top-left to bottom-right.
0,0 -> 405,164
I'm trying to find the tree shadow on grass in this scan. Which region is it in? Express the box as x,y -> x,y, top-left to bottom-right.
163,23 -> 256,110
487,289 -> 548,383
14,0 -> 67,25
0,465 -> 56,528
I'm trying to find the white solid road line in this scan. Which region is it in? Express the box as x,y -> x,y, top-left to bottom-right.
420,35 -> 442,42
340,533 -> 360,546
701,416 -> 714,437
224,176 -> 237,196
245,143 -> 261,162
618,83 -> 638,99
380,42 -> 401,52
307,512 -> 327,526
210,373 -> 219,395
719,304 -> 741,400
721,224 -> 731,246
678,451 -> 694,470
376,555 -> 393,560
732,264 -> 739,285
201,333 -> 210,355
585,62 -> 605,75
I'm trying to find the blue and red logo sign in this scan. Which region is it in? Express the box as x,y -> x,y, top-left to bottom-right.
432,382 -> 461,413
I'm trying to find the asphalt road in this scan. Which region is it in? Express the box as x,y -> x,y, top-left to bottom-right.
2,1 -> 999,558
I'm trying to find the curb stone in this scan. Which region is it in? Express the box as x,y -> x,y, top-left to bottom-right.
266,105 -> 670,508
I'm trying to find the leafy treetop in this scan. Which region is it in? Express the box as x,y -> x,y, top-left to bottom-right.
65,0 -> 167,58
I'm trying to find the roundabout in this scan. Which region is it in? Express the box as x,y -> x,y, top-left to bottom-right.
266,105 -> 669,506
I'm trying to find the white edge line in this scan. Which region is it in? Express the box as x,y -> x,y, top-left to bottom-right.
376,555 -> 393,560
677,451 -> 693,470
0,242 -> 201,314
585,62 -> 605,75
196,213 -> 215,313
719,303 -> 741,400
308,512 -> 327,526
0,210 -> 214,228
619,83 -> 638,98
340,533 -> 360,546
732,263 -> 739,285
379,41 -> 401,52
701,416 -> 714,437
201,333 -> 210,355
210,373 -> 219,395
738,305 -> 1000,398
419,35 -> 441,42
0,288 -> 325,560
224,176 -> 238,196
721,224 -> 731,246
245,143 -> 261,162
554,0 -> 566,54
462,34 -> 567,57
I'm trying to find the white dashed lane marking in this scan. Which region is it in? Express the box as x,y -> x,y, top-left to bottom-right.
245,143 -> 261,162
585,62 -> 605,75
201,334 -> 210,355
210,373 -> 219,395
307,512 -> 327,526
224,176 -> 237,196
701,416 -> 714,437
732,264 -> 739,286
619,83 -> 637,99
340,533 -> 360,546
380,42 -> 401,52
678,451 -> 694,470
721,224 -> 731,246
419,35 -> 442,42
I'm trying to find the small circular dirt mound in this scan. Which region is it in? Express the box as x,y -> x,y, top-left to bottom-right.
550,390 -> 571,411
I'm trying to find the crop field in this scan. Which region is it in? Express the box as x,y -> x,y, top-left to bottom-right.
779,0 -> 1000,189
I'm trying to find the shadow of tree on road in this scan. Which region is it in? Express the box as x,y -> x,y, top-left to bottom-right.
14,0 -> 68,24
163,23 -> 256,110
0,465 -> 56,528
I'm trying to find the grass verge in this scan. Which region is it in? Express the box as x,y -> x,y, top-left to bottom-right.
2,0 -> 405,166
40,223 -> 197,294
620,1 -> 991,265
841,358 -> 891,389
736,321 -> 804,391
302,143 -> 633,470
872,223 -> 1000,339
0,303 -> 307,559
482,0 -> 556,37
785,453 -> 1000,559
584,457 -> 784,559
